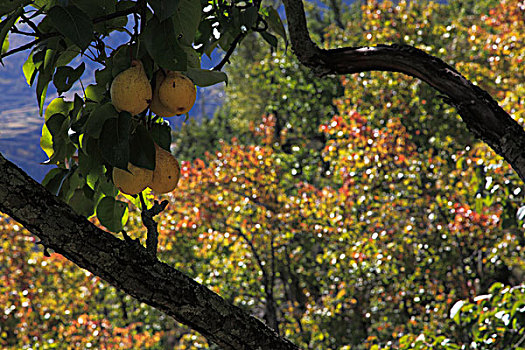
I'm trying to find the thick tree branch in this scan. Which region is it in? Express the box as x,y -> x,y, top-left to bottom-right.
282,0 -> 525,184
0,152 -> 299,350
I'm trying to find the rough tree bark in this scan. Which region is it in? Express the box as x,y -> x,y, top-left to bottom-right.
1,1 -> 524,349
282,0 -> 525,184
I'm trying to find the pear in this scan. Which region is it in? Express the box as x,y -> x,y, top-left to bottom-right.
150,70 -> 178,118
110,60 -> 152,115
158,71 -> 196,115
148,144 -> 180,194
112,163 -> 153,195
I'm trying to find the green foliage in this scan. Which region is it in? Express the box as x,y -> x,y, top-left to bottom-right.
47,5 -> 94,50
0,0 -> 285,232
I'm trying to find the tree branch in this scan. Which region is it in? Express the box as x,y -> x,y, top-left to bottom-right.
0,152 -> 299,350
92,0 -> 144,24
139,194 -> 168,257
213,32 -> 246,71
20,13 -> 41,35
282,0 -> 525,184
0,33 -> 59,59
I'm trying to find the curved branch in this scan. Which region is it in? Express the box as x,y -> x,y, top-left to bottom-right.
0,152 -> 298,350
282,0 -> 525,183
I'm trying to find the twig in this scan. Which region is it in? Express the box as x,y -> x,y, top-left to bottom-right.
0,33 -> 59,59
121,229 -> 133,242
92,2 -> 142,24
139,0 -> 147,36
20,13 -> 41,35
10,27 -> 38,37
139,193 -> 169,257
212,32 -> 246,71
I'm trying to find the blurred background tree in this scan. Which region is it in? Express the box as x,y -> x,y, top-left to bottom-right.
1,0 -> 524,349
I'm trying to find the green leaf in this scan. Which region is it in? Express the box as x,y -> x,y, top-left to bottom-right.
40,124 -> 54,159
55,45 -> 81,67
240,6 -> 258,29
489,282 -> 504,293
182,45 -> 201,69
41,98 -> 73,160
84,102 -> 118,138
48,5 -> 94,50
0,0 -> 30,16
70,0 -> 116,19
148,0 -> 180,21
143,17 -> 187,71
68,186 -> 95,217
185,68 -> 227,87
95,67 -> 113,87
172,0 -> 201,46
53,62 -> 85,94
70,93 -> 85,123
45,97 -> 73,121
264,6 -> 287,44
85,84 -> 107,103
36,48 -> 57,115
97,174 -> 118,197
194,18 -> 212,49
475,196 -> 483,214
23,53 -> 37,85
204,39 -> 219,58
259,31 -> 278,48
99,111 -> 131,169
150,123 -> 171,151
45,113 -> 76,164
58,166 -> 83,201
96,196 -> 129,232
2,35 -> 8,55
78,145 -> 104,178
41,168 -> 69,195
218,30 -> 235,51
46,113 -> 67,138
129,124 -> 156,170
110,44 -> 132,77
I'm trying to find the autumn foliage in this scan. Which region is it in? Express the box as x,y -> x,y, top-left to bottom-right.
1,0 -> 524,349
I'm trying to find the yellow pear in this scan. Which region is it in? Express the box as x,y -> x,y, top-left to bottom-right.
150,70 -> 178,118
148,144 -> 180,194
112,163 -> 153,195
158,71 -> 196,115
110,60 -> 152,115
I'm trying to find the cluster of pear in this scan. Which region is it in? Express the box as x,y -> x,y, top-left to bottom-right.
113,144 -> 180,195
109,59 -> 193,195
110,59 -> 197,118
